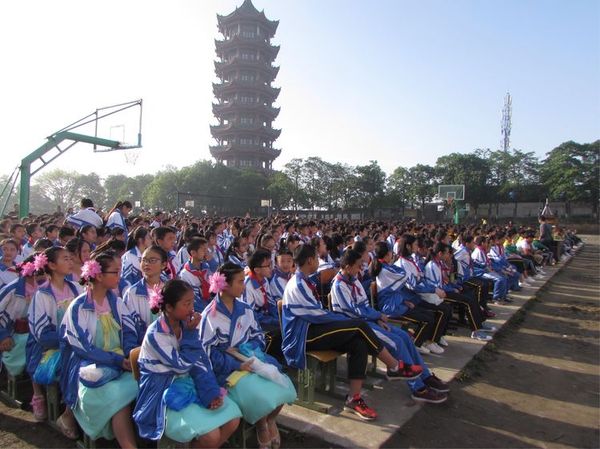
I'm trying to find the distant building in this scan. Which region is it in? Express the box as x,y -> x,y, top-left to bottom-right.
210,0 -> 281,171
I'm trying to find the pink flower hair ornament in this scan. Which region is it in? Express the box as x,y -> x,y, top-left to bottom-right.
19,261 -> 37,277
81,260 -> 102,282
209,272 -> 228,294
148,284 -> 164,310
33,253 -> 48,272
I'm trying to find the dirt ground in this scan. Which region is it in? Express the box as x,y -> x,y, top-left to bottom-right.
1,236 -> 598,449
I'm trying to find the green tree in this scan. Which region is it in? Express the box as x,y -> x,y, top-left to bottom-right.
541,140 -> 599,218
435,153 -> 491,214
354,161 -> 386,216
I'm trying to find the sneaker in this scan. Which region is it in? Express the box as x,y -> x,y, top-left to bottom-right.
417,345 -> 431,355
411,387 -> 448,404
438,336 -> 449,347
344,394 -> 378,421
503,297 -> 514,303
31,394 -> 47,422
426,342 -> 445,354
481,322 -> 497,332
386,364 -> 422,381
471,330 -> 493,341
483,309 -> 496,318
423,373 -> 450,393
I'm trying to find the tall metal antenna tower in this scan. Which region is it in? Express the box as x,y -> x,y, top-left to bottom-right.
501,92 -> 512,152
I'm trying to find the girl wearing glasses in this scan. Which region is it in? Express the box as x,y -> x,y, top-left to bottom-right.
123,245 -> 168,343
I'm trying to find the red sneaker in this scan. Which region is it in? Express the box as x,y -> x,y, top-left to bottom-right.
344,394 -> 378,421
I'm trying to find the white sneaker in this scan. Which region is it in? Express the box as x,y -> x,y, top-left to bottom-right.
438,336 -> 449,347
426,342 -> 445,355
417,345 -> 431,355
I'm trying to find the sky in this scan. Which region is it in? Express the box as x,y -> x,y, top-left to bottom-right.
0,0 -> 598,180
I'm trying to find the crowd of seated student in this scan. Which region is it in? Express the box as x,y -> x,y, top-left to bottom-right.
0,197 -> 583,447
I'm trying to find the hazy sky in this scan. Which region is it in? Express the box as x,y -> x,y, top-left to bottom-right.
0,0 -> 598,180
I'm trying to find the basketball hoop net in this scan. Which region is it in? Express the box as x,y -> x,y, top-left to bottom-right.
124,148 -> 141,165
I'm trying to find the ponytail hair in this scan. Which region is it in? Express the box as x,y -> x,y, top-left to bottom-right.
400,234 -> 416,259
369,242 -> 389,279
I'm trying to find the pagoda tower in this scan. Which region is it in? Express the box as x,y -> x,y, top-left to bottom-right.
210,0 -> 281,171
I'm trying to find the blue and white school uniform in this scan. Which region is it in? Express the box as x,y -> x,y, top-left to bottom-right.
217,231 -> 233,254
66,207 -> 103,229
207,244 -> 225,273
26,281 -> 82,384
200,296 -> 295,424
488,245 -> 520,291
242,274 -> 278,328
0,278 -> 37,375
133,316 -> 241,442
106,211 -> 128,242
178,261 -> 211,312
122,278 -> 161,344
60,290 -> 139,440
331,273 -> 431,393
395,257 -> 439,305
0,262 -> 19,290
386,234 -> 396,252
21,240 -> 36,260
172,246 -> 190,275
227,252 -> 247,269
121,247 -> 143,287
280,271 -> 348,369
472,246 -> 508,300
375,263 -> 422,317
269,269 -> 290,301
453,245 -> 473,283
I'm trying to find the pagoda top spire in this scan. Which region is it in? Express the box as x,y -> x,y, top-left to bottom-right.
217,0 -> 278,35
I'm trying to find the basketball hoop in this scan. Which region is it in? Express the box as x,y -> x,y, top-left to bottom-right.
124,148 -> 141,165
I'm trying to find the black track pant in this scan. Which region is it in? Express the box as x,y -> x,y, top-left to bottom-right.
306,320 -> 383,380
443,291 -> 484,331
399,305 -> 447,346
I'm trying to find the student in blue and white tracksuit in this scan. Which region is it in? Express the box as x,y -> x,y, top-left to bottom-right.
0,259 -> 44,378
453,236 -> 492,313
66,199 -> 103,230
488,236 -> 521,292
425,243 -> 494,341
281,244 -> 407,421
105,201 -> 132,243
121,227 -> 151,287
370,242 -> 444,352
133,280 -> 240,447
206,231 -> 226,273
269,249 -> 294,301
60,252 -> 138,446
200,262 -> 296,447
472,236 -> 509,303
331,249 -> 449,403
27,248 -> 82,429
123,245 -> 167,343
225,237 -> 248,269
178,238 -> 212,312
0,239 -> 20,290
242,250 -> 282,360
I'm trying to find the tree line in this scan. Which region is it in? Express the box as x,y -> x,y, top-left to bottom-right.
2,140 -> 597,218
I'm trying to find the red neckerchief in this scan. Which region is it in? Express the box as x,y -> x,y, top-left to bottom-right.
166,258 -> 177,280
336,272 -> 358,302
432,257 -> 449,285
402,256 -> 422,274
249,272 -> 269,311
184,261 -> 209,299
298,271 -> 320,302
477,246 -> 490,266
